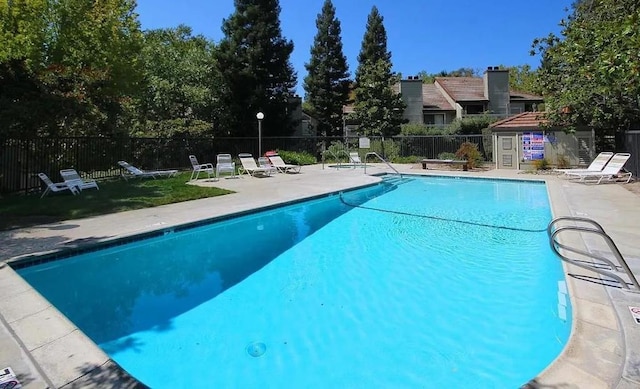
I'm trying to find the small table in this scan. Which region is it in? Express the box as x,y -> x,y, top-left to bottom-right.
421,159 -> 468,171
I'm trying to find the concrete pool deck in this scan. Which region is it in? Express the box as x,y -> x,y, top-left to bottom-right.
1,163 -> 639,388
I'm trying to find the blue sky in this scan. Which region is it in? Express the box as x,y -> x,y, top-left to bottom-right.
135,0 -> 573,97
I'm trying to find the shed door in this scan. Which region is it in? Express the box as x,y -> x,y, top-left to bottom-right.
497,133 -> 517,169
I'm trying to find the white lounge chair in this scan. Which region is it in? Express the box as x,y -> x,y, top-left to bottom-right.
258,156 -> 278,175
564,153 -> 633,184
189,155 -> 214,181
216,154 -> 237,180
59,169 -> 99,191
38,173 -> 79,198
349,152 -> 363,165
268,154 -> 301,173
238,153 -> 272,177
554,151 -> 614,176
117,161 -> 178,180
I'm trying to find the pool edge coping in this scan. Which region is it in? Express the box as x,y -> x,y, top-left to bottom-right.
1,169 -> 637,388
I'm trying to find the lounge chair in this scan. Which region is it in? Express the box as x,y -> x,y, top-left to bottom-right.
117,161 -> 178,180
238,153 -> 272,177
554,151 -> 613,176
258,156 -> 278,175
189,155 -> 214,181
268,154 -> 301,173
349,152 -> 363,165
59,169 -> 100,191
564,153 -> 633,184
38,173 -> 79,198
216,154 -> 237,180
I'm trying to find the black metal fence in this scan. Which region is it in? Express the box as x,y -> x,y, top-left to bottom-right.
0,135 -> 486,195
625,130 -> 640,178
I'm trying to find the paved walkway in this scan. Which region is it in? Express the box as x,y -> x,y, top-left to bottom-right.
1,164 -> 639,388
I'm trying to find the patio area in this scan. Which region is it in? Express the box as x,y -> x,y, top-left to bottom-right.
1,163 -> 639,388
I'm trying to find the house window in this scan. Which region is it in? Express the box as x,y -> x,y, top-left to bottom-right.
424,114 -> 445,125
464,105 -> 484,114
510,106 -> 523,114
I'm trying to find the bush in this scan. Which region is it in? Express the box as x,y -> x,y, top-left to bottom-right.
437,152 -> 458,160
324,141 -> 349,162
556,155 -> 570,169
368,138 -> 400,161
447,115 -> 496,135
532,158 -> 550,170
454,142 -> 483,169
276,149 -> 316,165
400,123 -> 447,135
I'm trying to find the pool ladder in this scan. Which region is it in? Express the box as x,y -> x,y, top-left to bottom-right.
321,149 -> 352,169
547,216 -> 640,292
364,151 -> 402,178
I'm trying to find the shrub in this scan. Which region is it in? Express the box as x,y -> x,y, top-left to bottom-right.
276,150 -> 316,165
454,142 -> 483,169
400,123 -> 447,135
324,141 -> 349,162
446,115 -> 496,135
368,138 -> 399,161
437,152 -> 457,160
532,158 -> 550,170
556,155 -> 570,169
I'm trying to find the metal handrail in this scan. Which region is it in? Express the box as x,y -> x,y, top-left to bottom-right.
548,217 -> 640,291
547,216 -> 606,236
321,149 -> 353,170
363,152 -> 402,177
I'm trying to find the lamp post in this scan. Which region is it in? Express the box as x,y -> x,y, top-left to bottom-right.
256,112 -> 264,156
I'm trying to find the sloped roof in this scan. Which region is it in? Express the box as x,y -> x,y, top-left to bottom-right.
422,84 -> 454,111
435,77 -> 486,102
510,90 -> 544,101
489,111 -> 548,129
341,77 -> 544,113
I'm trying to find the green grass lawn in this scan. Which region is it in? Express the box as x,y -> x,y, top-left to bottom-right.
0,172 -> 233,231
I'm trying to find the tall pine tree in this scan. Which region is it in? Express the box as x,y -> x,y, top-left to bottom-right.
351,6 -> 405,137
216,0 -> 297,137
303,0 -> 350,137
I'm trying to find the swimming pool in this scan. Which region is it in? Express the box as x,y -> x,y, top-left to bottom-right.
16,175 -> 571,388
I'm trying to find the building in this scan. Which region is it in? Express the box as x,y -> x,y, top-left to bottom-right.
398,67 -> 543,126
489,112 -> 595,170
341,66 -> 543,136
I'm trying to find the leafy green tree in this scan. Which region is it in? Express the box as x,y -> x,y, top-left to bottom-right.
416,67 -> 479,83
505,64 -> 540,95
533,0 -> 640,134
0,0 -> 49,69
0,0 -> 145,137
0,0 -> 57,137
351,6 -> 405,137
0,59 -> 52,137
47,0 -> 144,97
138,26 -> 220,136
29,0 -> 144,136
216,0 -> 297,137
303,0 -> 350,137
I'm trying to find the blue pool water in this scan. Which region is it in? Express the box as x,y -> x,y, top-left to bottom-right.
17,176 -> 571,388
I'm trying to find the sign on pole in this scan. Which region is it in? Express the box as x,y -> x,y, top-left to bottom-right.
359,137 -> 370,149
